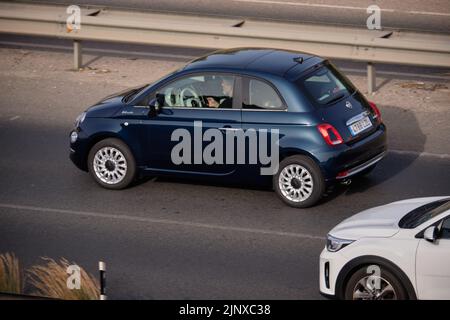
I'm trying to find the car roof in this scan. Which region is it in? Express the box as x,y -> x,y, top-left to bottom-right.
183,48 -> 323,79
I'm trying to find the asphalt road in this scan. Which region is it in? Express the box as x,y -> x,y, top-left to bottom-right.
0,125 -> 449,299
0,39 -> 449,299
22,0 -> 450,34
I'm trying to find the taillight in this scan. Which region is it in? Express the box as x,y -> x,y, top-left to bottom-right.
369,101 -> 382,124
317,123 -> 344,146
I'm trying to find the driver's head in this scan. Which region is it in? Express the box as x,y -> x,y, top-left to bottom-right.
221,77 -> 233,96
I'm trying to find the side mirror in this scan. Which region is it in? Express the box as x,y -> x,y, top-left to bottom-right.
424,226 -> 438,243
148,97 -> 161,117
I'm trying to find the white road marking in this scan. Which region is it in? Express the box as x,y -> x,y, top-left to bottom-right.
390,149 -> 450,159
407,10 -> 450,17
0,203 -> 324,240
9,116 -> 20,121
234,0 -> 393,11
232,0 -> 450,17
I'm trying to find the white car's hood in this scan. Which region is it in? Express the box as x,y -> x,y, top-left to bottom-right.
329,196 -> 449,240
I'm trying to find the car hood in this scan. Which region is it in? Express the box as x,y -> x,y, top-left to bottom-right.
329,196 -> 449,240
97,85 -> 146,104
85,85 -> 146,118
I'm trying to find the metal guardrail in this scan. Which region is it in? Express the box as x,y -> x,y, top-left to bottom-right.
0,2 -> 449,93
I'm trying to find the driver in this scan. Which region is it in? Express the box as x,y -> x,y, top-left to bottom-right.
206,77 -> 233,108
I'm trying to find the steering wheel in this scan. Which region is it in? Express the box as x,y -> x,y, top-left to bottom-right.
180,87 -> 202,108
163,87 -> 177,107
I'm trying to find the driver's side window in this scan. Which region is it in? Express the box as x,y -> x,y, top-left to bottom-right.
156,74 -> 235,109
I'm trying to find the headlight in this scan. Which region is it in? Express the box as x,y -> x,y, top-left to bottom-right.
74,112 -> 86,127
326,234 -> 354,252
70,131 -> 78,143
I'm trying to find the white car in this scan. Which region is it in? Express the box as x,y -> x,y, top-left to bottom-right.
320,196 -> 450,300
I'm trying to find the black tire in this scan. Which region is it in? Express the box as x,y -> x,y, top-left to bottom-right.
273,155 -> 325,208
87,138 -> 136,190
344,265 -> 408,300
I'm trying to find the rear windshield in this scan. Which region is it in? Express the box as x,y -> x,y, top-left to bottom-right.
399,199 -> 450,229
297,63 -> 356,105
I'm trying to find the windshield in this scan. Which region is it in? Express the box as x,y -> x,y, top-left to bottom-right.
297,63 -> 356,105
399,199 -> 450,229
128,68 -> 184,105
123,85 -> 148,103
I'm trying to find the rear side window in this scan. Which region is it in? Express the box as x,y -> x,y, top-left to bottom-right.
298,64 -> 355,105
244,79 -> 284,110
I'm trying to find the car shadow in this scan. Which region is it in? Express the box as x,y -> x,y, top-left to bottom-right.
318,104 -> 426,203
374,77 -> 392,91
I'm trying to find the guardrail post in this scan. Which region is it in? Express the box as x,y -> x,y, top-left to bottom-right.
367,62 -> 376,95
73,40 -> 82,70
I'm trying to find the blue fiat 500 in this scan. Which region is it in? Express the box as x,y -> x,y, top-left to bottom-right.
70,48 -> 387,208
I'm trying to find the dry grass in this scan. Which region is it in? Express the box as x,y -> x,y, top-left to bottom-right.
27,257 -> 100,300
0,252 -> 23,294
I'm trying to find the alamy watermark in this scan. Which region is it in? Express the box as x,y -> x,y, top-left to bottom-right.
66,264 -> 81,290
171,121 -> 280,175
367,5 -> 382,30
66,5 -> 81,32
366,264 -> 382,291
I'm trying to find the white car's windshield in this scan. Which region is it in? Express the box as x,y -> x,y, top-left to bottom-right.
399,199 -> 450,229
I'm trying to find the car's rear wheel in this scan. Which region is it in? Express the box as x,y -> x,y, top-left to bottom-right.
88,138 -> 136,189
273,155 -> 325,208
344,266 -> 407,300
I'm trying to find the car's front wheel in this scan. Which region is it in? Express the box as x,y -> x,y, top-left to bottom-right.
273,155 -> 325,208
88,138 -> 136,189
344,266 -> 407,300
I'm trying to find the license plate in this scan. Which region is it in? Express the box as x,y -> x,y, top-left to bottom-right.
349,116 -> 372,135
